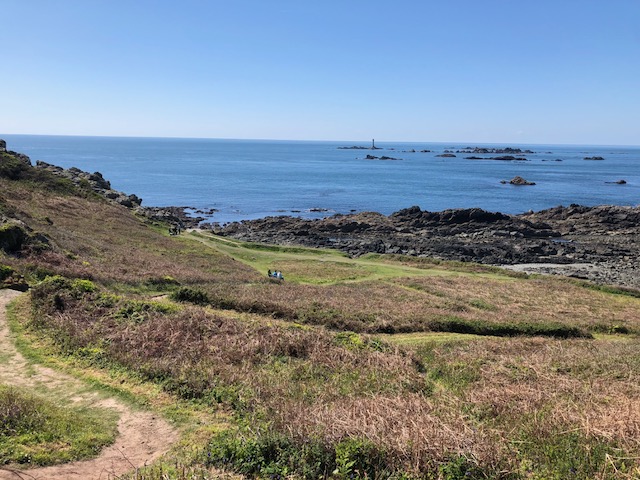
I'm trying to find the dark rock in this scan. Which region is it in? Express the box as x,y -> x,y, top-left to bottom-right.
338,145 -> 382,150
436,153 -> 456,158
364,155 -> 401,160
458,147 -> 535,155
0,217 -> 51,255
491,156 -> 528,161
508,176 -> 536,186
88,172 -> 111,190
0,223 -> 28,253
0,139 -> 6,152
139,206 -> 204,229
584,156 -> 605,160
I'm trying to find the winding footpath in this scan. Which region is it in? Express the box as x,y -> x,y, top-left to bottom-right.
0,289 -> 179,480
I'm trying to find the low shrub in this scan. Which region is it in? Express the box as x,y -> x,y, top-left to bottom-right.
145,275 -> 181,289
439,455 -> 485,480
170,287 -> 210,305
113,299 -> 178,323
0,264 -> 15,282
334,437 -> 389,479
206,428 -> 395,479
428,316 -> 592,339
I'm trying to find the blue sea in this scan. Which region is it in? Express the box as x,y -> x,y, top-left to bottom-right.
3,134 -> 639,224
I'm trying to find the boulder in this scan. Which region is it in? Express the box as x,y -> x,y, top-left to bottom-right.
0,139 -> 6,152
0,223 -> 28,253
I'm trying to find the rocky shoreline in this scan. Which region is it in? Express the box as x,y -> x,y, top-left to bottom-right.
208,205 -> 640,289
3,139 -> 637,289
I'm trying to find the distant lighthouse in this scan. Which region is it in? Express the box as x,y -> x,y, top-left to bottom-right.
371,138 -> 376,149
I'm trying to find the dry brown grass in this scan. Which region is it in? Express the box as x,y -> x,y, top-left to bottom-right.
429,337 -> 640,451
273,392 -> 504,473
1,183 -> 258,285
398,276 -> 639,331
196,273 -> 639,336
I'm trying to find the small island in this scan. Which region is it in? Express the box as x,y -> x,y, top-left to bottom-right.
500,176 -> 536,186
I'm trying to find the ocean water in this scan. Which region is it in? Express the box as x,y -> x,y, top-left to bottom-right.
3,134 -> 639,224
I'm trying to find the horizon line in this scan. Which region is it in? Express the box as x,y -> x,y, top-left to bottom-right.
2,132 -> 639,149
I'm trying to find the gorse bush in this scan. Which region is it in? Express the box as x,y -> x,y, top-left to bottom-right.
170,287 -> 210,305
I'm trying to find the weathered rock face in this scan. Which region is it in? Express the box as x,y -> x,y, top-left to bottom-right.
0,139 -> 6,152
212,205 -> 640,288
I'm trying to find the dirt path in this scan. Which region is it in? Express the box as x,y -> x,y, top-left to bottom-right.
0,289 -> 179,480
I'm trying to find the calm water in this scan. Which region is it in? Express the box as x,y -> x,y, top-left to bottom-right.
3,134 -> 639,224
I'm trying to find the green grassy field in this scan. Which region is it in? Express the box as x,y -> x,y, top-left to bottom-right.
2,156 -> 640,479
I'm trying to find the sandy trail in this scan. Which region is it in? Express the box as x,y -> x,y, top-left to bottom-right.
0,289 -> 179,480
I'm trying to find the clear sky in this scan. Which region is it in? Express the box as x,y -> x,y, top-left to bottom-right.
1,0 -> 639,145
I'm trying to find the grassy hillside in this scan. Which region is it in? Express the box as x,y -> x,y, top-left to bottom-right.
1,150 -> 640,479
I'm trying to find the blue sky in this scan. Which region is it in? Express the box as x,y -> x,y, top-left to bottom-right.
2,1 -> 639,145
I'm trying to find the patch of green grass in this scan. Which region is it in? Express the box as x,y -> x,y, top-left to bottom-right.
189,231 -> 506,285
469,298 -> 497,311
380,331 -> 486,347
0,384 -> 118,466
514,427 -> 631,480
572,279 -> 640,299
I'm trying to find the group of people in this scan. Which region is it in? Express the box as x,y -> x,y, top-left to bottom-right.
169,223 -> 183,235
267,269 -> 284,280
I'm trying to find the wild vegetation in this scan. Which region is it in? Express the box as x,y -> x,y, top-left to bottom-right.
0,384 -> 118,466
1,149 -> 640,478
